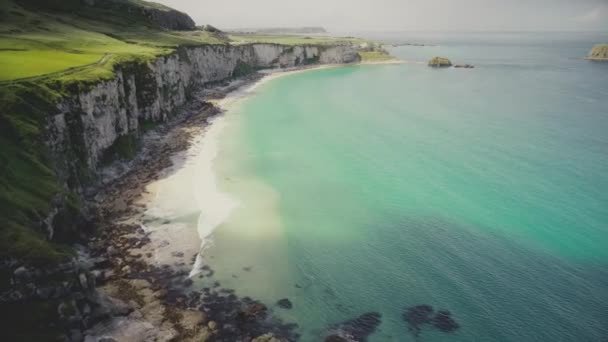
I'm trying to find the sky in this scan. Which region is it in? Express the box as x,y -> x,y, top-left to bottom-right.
154,0 -> 608,32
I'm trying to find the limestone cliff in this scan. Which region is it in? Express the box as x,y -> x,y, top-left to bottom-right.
46,44 -> 359,180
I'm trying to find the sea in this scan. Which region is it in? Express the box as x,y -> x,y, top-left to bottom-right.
151,31 -> 608,341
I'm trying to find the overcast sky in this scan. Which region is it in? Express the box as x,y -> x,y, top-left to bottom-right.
154,0 -> 608,32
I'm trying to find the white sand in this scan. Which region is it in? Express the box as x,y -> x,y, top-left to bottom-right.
138,65 -> 344,276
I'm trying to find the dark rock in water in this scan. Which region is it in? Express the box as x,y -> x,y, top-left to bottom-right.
328,312 -> 382,341
243,266 -> 253,271
403,304 -> 434,336
403,305 -> 460,337
454,64 -> 475,68
432,310 -> 460,333
277,298 -> 293,309
325,335 -> 349,342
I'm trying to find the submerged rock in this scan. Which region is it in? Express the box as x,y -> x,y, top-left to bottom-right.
428,56 -> 452,67
325,335 -> 350,342
454,64 -> 475,68
403,304 -> 434,337
327,312 -> 382,341
432,310 -> 459,332
403,304 -> 460,337
277,298 -> 293,309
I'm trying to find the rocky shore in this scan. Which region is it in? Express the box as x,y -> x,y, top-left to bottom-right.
79,72 -> 307,341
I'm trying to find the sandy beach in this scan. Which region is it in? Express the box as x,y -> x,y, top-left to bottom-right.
84,62 -> 369,341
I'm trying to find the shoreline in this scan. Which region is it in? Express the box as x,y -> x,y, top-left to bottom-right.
83,62 -> 366,341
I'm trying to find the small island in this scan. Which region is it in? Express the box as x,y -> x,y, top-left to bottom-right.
428,56 -> 452,67
587,44 -> 608,61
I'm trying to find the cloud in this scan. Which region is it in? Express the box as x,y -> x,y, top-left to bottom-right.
574,3 -> 608,23
154,0 -> 608,31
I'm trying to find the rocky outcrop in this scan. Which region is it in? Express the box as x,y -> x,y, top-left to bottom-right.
587,44 -> 608,61
428,56 -> 452,67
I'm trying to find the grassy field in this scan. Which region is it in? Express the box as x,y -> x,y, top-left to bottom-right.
359,50 -> 396,62
228,33 -> 367,46
0,0 -> 381,83
0,0 -> 393,266
0,0 -> 226,82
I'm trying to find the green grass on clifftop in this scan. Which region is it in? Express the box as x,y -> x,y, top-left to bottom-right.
228,33 -> 367,46
0,0 -> 227,82
359,51 -> 395,62
0,0 -> 385,265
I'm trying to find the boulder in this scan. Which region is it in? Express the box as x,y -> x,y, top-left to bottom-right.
252,333 -> 284,342
428,57 -> 452,67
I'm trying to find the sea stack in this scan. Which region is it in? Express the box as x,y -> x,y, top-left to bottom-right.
428,56 -> 452,67
587,44 -> 608,61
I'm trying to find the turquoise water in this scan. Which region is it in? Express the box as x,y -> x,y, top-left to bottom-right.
207,33 -> 608,341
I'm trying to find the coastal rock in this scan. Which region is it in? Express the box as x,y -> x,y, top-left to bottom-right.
587,44 -> 608,61
428,56 -> 452,67
207,320 -> 218,330
327,312 -> 382,341
403,304 -> 460,338
454,64 -> 474,68
252,333 -> 285,342
13,266 -> 31,281
277,298 -> 293,309
48,44 -> 360,170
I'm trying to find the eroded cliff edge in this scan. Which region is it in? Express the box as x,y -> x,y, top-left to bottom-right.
0,41 -> 360,340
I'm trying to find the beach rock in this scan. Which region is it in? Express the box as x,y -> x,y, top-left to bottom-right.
107,246 -> 118,256
208,320 -> 218,330
13,266 -> 32,281
180,310 -> 205,331
277,298 -> 293,309
428,56 -> 452,67
252,333 -> 284,342
587,44 -> 608,61
79,273 -> 89,290
238,302 -> 268,321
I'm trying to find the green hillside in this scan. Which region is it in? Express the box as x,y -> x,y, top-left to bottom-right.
0,0 -> 226,265
0,0 -> 383,266
0,0 -> 226,83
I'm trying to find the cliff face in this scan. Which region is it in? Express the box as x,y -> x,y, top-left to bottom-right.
46,43 -> 359,193
587,44 -> 608,61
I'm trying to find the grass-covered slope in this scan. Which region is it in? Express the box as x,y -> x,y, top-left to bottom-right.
0,0 -> 223,265
0,0 -> 226,82
0,0 -> 387,266
0,82 -> 73,265
229,33 -> 367,46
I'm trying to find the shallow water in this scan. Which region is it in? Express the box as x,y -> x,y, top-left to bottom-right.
174,32 -> 607,341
